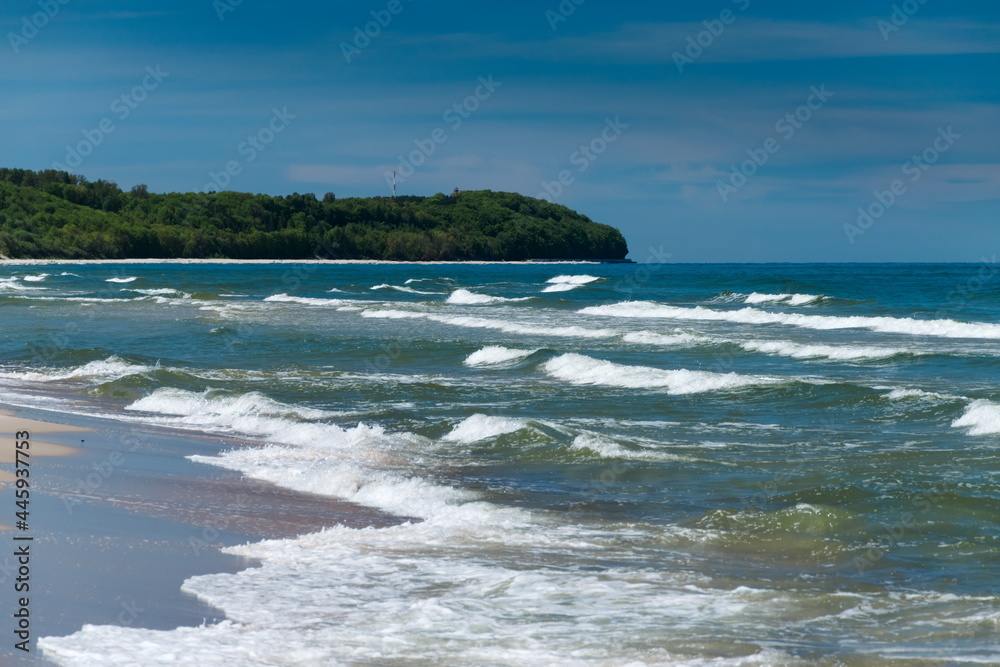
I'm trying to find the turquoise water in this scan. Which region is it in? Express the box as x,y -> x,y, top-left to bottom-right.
2,262 -> 998,665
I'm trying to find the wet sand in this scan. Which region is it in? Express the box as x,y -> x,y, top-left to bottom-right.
0,403 -> 411,665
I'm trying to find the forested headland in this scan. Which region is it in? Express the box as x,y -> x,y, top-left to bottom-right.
0,169 -> 629,261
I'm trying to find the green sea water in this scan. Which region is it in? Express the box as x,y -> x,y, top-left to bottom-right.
1,262 -> 997,665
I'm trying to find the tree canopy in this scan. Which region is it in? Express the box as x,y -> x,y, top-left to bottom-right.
0,168 -> 629,261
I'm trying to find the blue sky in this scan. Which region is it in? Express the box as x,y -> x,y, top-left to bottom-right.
3,0 -> 998,261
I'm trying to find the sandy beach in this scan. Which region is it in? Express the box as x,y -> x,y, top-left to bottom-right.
0,401 -> 409,665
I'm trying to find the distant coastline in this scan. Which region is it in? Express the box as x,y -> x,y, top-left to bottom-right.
0,258 -> 633,265
0,169 -> 629,262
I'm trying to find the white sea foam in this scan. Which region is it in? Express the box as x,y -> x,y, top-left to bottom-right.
105,276 -> 137,283
442,414 -> 529,443
543,353 -> 781,394
126,287 -> 186,297
0,356 -> 153,382
464,346 -> 538,366
581,301 -> 1000,340
363,309 -> 616,338
952,400 -> 1000,436
446,289 -> 532,305
264,294 -> 361,307
371,283 -> 441,295
541,275 -> 601,293
740,339 -> 908,361
623,331 -> 714,347
0,278 -> 43,291
128,387 -> 336,423
429,314 -> 617,339
744,292 -> 824,306
22,273 -> 49,282
570,433 -> 693,462
886,388 -> 953,401
361,308 -> 426,319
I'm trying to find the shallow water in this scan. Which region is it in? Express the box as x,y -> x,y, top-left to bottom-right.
1,262 -> 997,665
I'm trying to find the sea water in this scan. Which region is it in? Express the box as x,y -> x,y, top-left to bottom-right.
0,262 -> 996,665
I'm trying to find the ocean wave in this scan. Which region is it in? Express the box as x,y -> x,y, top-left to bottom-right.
885,388 -> 957,401
446,289 -> 533,305
464,346 -> 539,367
952,400 -> 1000,436
0,278 -> 44,292
581,301 -> 1000,340
541,275 -> 601,293
264,293 -> 363,308
744,292 -> 825,306
740,340 -> 910,361
128,387 -> 336,423
442,414 -> 530,443
105,276 -> 137,283
543,353 -> 781,394
371,283 -> 442,295
125,287 -> 189,297
569,433 -> 693,462
622,331 -> 714,347
0,356 -> 154,383
361,308 -> 426,319
22,273 -> 49,282
429,314 -> 617,339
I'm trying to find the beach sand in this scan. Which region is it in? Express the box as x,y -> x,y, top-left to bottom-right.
0,403 -> 410,665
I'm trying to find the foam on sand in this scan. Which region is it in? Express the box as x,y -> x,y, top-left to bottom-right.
581,301 -> 1000,340
464,346 -> 539,366
446,289 -> 533,305
441,414 -> 530,443
951,400 -> 1000,436
543,353 -> 781,394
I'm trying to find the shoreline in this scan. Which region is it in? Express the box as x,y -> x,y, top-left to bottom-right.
0,398 -> 411,664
